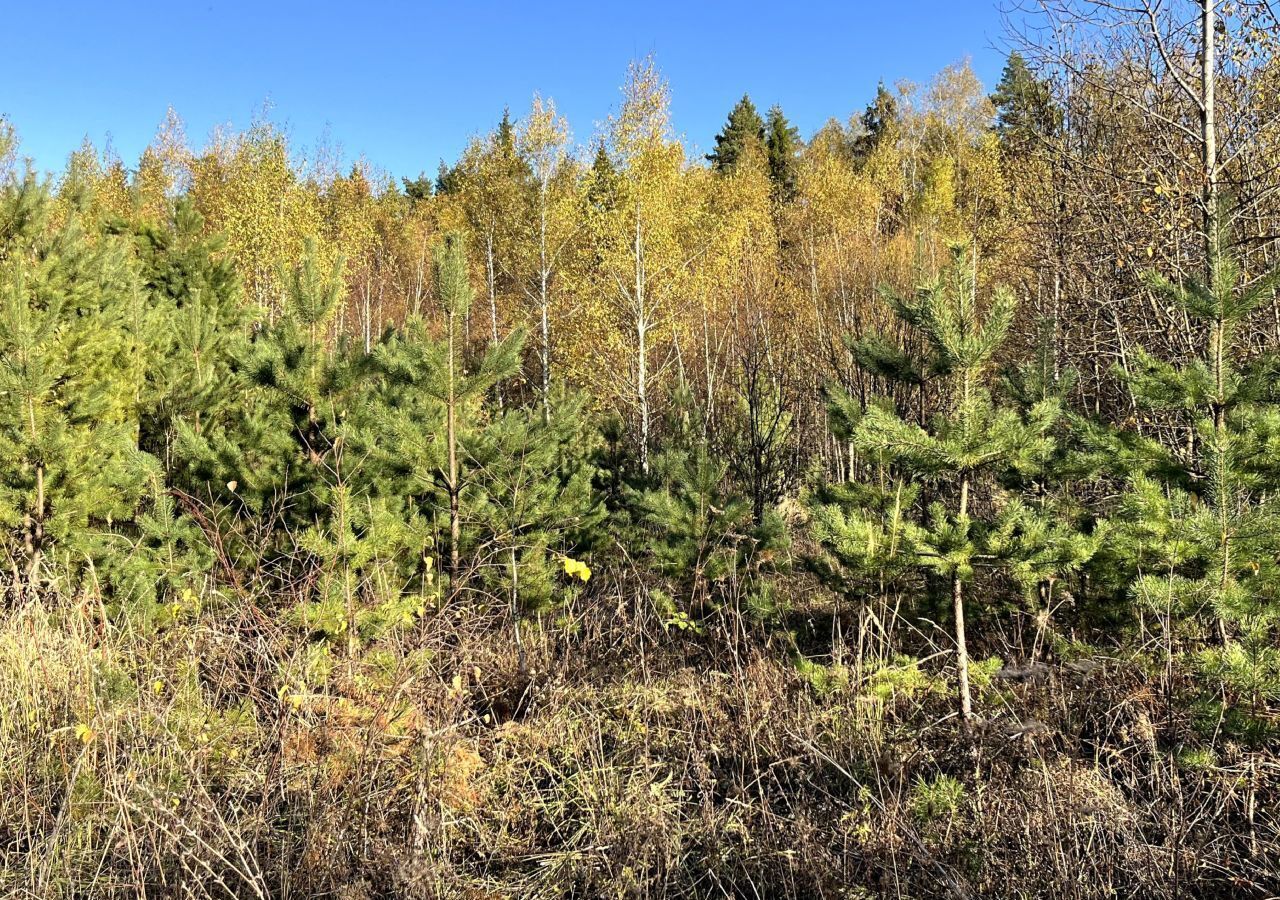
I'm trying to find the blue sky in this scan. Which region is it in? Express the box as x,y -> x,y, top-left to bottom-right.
4,1 -> 1011,179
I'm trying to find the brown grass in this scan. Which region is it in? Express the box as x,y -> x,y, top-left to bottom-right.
1,573 -> 1277,899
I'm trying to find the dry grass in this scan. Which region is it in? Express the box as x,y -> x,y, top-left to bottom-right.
1,576 -> 1277,899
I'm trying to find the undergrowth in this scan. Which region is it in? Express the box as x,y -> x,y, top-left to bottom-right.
2,569 -> 1276,899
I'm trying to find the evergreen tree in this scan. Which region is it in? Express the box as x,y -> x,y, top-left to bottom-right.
1110,214 -> 1280,741
633,391 -> 788,620
764,104 -> 801,201
401,172 -> 433,205
250,239 -> 345,469
123,198 -> 246,465
495,107 -> 518,159
435,159 -> 462,195
295,479 -> 432,656
370,234 -> 524,585
111,473 -> 217,625
851,82 -> 898,163
707,94 -> 765,173
824,247 -> 1060,725
173,237 -> 343,541
96,198 -> 250,617
437,233 -> 471,577
808,387 -> 927,612
0,118 -> 15,182
986,326 -> 1107,655
990,52 -> 1062,154
584,141 -> 619,212
465,391 -> 602,625
0,176 -> 155,598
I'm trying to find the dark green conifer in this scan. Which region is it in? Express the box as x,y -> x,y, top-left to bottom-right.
707,94 -> 765,173
851,82 -> 898,163
990,52 -> 1062,154
585,141 -> 619,212
401,173 -> 433,205
764,104 -> 801,201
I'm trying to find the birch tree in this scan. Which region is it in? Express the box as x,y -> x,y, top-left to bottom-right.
515,95 -> 578,418
589,57 -> 704,474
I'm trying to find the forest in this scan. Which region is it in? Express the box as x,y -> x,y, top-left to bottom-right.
3,1 -> 1280,897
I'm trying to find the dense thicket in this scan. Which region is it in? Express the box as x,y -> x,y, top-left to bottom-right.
4,4 -> 1280,896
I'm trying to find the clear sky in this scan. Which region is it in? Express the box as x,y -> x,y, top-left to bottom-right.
4,1 -> 1011,180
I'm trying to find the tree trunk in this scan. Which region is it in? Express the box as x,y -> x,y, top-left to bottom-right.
539,182 -> 552,422
486,231 -> 503,409
954,474 -> 974,727
447,309 -> 461,579
511,544 -> 523,650
1202,0 -> 1217,256
1204,0 -> 1223,431
1202,0 -> 1231,645
634,207 -> 650,475
21,463 -> 45,594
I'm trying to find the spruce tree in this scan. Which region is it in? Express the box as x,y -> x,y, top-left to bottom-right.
706,94 -> 765,173
851,82 -> 899,163
764,104 -> 801,201
495,107 -> 520,162
990,52 -> 1062,155
435,159 -> 462,196
585,141 -> 619,212
0,118 -> 15,182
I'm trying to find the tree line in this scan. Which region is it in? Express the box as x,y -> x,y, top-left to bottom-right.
3,0 -> 1280,741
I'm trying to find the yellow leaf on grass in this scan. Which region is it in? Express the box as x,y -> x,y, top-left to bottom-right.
561,556 -> 592,583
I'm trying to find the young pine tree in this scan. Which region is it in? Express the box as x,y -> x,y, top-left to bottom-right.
175,239 -> 342,523
295,478 -> 432,657
0,176 -> 155,598
359,236 -> 524,592
807,384 -> 926,631
633,389 -> 788,623
986,325 -> 1105,659
464,391 -> 602,630
830,246 -> 1059,725
124,198 -> 246,467
432,233 -> 525,580
1112,215 -> 1280,741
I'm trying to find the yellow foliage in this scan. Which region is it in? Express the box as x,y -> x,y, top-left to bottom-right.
561,556 -> 592,583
